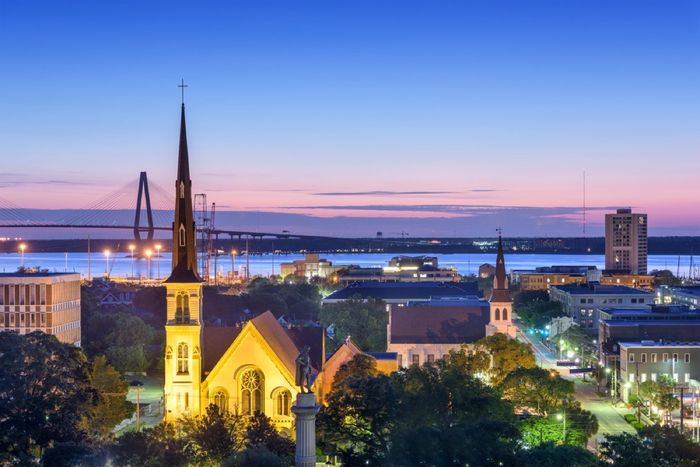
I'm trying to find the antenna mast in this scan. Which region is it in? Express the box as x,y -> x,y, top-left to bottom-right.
583,171 -> 586,236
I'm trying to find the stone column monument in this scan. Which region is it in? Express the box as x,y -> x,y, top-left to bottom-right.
293,346 -> 320,467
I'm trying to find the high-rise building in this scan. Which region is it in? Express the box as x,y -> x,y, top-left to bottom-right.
0,272 -> 81,346
605,208 -> 648,274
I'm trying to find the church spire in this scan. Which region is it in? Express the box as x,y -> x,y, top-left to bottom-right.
165,103 -> 200,283
490,232 -> 511,302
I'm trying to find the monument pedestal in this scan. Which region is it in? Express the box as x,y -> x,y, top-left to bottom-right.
292,392 -> 320,467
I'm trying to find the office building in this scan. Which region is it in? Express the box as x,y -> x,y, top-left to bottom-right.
0,272 -> 81,346
550,283 -> 654,333
605,208 -> 648,274
598,305 -> 700,366
619,341 -> 700,402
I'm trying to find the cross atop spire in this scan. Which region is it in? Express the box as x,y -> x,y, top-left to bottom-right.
165,100 -> 200,284
178,79 -> 188,105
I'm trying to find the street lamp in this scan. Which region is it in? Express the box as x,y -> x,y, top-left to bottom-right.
230,249 -> 237,283
19,243 -> 26,267
155,244 -> 162,279
103,249 -> 111,278
145,249 -> 152,280
129,380 -> 145,432
556,413 -> 567,444
129,244 -> 136,279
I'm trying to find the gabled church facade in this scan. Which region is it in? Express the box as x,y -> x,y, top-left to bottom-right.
161,103 -> 392,431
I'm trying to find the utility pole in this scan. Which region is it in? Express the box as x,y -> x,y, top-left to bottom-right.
246,237 -> 250,281
87,235 -> 91,281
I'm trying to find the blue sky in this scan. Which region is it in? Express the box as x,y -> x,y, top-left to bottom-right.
1,0 -> 699,237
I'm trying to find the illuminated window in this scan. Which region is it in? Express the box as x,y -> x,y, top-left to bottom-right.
240,369 -> 263,415
275,389 -> 291,416
177,343 -> 189,374
213,390 -> 228,413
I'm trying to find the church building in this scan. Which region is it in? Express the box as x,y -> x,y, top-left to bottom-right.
485,233 -> 516,338
162,102 -> 394,431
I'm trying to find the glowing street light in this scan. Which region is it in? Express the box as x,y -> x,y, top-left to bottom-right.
145,249 -> 152,279
129,244 -> 136,279
155,244 -> 162,279
103,249 -> 111,278
230,249 -> 237,283
556,413 -> 567,443
18,243 -> 26,267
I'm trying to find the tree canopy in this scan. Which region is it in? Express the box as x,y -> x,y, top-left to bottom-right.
469,333 -> 537,385
318,354 -> 520,466
500,367 -> 574,415
0,332 -> 99,462
600,425 -> 700,467
320,296 -> 388,352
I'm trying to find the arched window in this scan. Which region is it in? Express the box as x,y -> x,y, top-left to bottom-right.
495,308 -> 500,321
502,308 -> 508,321
213,390 -> 228,413
176,295 -> 183,323
183,294 -> 190,322
240,368 -> 264,415
274,389 -> 291,416
177,343 -> 189,374
176,293 -> 190,323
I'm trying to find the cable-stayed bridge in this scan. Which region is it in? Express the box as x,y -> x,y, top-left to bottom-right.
0,172 -> 332,241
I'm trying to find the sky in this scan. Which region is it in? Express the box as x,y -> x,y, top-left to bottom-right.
1,1 -> 699,237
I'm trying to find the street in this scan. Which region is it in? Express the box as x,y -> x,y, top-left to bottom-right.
517,326 -> 636,441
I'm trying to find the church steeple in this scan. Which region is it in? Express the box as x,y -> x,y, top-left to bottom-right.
490,233 -> 511,303
165,103 -> 200,283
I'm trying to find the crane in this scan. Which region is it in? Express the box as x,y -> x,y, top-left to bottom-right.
204,203 -> 216,283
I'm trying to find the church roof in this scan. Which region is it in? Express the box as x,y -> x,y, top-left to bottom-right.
389,304 -> 489,344
202,311 -> 325,376
202,326 -> 243,373
250,311 -> 302,377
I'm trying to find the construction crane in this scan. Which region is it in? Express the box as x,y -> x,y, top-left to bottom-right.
205,203 -> 216,283
194,193 -> 210,278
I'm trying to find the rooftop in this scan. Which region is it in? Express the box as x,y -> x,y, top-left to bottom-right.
605,319 -> 700,327
551,283 -> 653,296
619,341 -> 700,348
0,272 -> 79,278
669,287 -> 700,297
389,303 -> 489,344
323,281 -> 478,301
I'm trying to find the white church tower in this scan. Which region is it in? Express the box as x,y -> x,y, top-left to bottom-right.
486,232 -> 516,338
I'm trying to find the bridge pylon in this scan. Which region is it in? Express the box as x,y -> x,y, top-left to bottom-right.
133,171 -> 154,241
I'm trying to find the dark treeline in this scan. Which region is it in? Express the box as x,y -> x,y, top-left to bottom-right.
5,236 -> 700,255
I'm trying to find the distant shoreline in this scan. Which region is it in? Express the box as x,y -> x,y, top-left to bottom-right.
2,236 -> 700,256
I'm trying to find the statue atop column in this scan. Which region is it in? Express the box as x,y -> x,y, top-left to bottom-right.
295,345 -> 312,393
